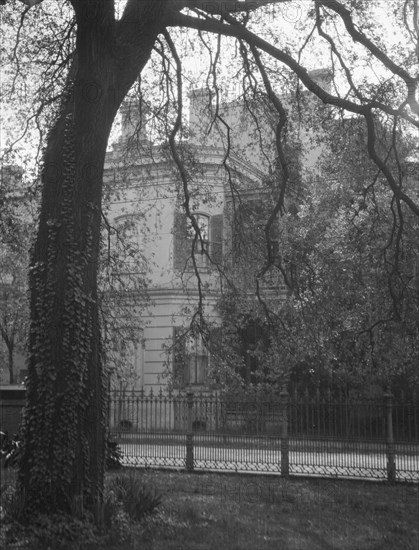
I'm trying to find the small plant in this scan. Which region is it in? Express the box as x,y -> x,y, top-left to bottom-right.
106,438 -> 123,470
0,433 -> 22,469
106,470 -> 161,523
0,483 -> 24,521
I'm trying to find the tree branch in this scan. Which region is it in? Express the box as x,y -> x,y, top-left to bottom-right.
18,0 -> 43,6
178,0 -> 288,14
167,11 -> 419,128
364,108 -> 419,217
320,0 -> 419,115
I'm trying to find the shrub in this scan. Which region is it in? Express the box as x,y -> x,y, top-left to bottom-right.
0,511 -> 99,549
0,434 -> 22,469
0,468 -> 160,548
106,471 -> 161,523
0,482 -> 24,521
106,439 -> 123,470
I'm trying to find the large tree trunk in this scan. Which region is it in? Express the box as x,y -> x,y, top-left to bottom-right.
18,66 -> 118,519
18,1 -> 166,519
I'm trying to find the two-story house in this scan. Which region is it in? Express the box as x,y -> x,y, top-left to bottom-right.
104,70 -> 330,393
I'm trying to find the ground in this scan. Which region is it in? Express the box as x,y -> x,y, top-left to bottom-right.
133,469 -> 419,550
1,467 -> 418,549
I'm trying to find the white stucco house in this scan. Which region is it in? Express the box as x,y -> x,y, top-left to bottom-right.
104,71 -> 329,392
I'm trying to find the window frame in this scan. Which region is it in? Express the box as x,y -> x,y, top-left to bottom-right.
172,327 -> 209,388
186,333 -> 208,386
188,212 -> 210,256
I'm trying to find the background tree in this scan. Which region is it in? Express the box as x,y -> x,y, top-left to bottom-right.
0,245 -> 29,384
1,0 -> 418,520
0,165 -> 33,384
211,112 -> 419,395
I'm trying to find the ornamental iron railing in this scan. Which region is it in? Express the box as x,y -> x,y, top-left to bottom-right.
108,388 -> 419,482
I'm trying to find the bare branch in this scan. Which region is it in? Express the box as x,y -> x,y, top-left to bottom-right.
162,28 -> 207,323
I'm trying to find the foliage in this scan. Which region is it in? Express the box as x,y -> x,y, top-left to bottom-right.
0,166 -> 34,384
105,470 -> 162,523
212,131 -> 419,393
0,433 -> 22,469
106,439 -> 123,471
0,470 -> 161,548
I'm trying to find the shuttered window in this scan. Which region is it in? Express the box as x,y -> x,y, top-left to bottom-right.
173,209 -> 223,271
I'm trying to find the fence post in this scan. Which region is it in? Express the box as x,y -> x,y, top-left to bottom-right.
186,389 -> 194,472
280,389 -> 289,477
385,392 -> 396,483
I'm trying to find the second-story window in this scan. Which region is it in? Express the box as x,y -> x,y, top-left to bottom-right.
173,209 -> 223,271
106,215 -> 144,285
188,213 -> 210,259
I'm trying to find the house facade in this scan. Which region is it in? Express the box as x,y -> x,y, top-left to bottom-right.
0,71 -> 328,389
104,74 -> 328,393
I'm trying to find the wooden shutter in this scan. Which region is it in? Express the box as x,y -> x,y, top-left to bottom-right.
210,214 -> 223,265
173,326 -> 187,387
173,209 -> 192,272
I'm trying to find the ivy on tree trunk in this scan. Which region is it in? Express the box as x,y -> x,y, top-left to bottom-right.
18,0 -> 166,519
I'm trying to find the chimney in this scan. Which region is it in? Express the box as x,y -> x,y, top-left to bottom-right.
188,88 -> 214,145
120,100 -> 150,144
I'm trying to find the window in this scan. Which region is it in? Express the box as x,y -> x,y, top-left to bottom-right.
187,213 -> 210,266
187,213 -> 210,254
107,328 -> 144,391
173,209 -> 223,271
186,334 -> 208,385
173,327 -> 208,387
107,215 -> 145,281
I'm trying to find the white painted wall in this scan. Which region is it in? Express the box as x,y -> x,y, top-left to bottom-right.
105,84 -> 327,391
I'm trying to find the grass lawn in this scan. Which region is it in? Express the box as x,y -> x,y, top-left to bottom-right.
129,469 -> 419,550
2,467 -> 419,549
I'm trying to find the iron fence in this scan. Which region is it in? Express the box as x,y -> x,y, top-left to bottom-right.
109,388 -> 419,482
